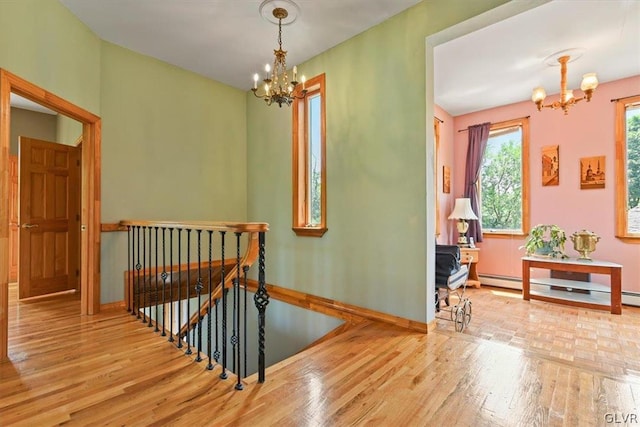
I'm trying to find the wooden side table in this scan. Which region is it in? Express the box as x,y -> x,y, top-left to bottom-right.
522,256 -> 622,314
460,247 -> 481,288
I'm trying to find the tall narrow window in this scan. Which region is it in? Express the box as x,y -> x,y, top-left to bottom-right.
434,117 -> 441,236
479,117 -> 530,235
615,95 -> 640,239
293,73 -> 326,237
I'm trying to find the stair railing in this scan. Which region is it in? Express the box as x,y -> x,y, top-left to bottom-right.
121,220 -> 269,388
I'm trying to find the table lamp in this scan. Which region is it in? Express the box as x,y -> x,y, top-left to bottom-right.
448,198 -> 478,246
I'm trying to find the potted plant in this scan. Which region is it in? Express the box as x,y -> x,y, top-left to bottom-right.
521,224 -> 568,258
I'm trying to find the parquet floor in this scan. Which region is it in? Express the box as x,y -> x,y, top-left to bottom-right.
438,287 -> 640,377
1,283 -> 640,426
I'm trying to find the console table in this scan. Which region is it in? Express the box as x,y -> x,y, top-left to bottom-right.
522,256 -> 622,314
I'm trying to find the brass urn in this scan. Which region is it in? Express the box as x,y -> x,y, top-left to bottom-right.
570,229 -> 600,260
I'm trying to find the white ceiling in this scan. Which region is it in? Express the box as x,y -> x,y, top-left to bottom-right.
58,0 -> 421,91
435,0 -> 640,117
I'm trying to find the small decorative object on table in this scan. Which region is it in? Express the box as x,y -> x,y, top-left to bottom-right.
521,224 -> 568,259
570,229 -> 600,260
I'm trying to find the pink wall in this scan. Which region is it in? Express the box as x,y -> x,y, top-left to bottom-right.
435,104 -> 455,244
449,75 -> 640,292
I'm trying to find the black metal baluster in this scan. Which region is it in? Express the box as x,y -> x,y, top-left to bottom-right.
169,228 -> 175,343
195,230 -> 203,362
161,227 -> 167,336
243,264 -> 249,383
207,230 -> 214,371
154,227 -> 159,332
127,225 -> 131,312
177,229 -> 182,349
234,232 -> 242,390
185,229 -> 192,355
135,226 -> 141,318
148,226 -> 153,327
220,231 -> 227,380
254,231 -> 269,383
142,226 -> 147,324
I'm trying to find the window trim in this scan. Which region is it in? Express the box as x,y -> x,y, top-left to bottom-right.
434,117 -> 441,237
480,117 -> 530,237
615,94 -> 640,241
292,73 -> 327,237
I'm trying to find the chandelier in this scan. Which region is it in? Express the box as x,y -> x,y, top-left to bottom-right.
531,49 -> 599,115
251,5 -> 306,107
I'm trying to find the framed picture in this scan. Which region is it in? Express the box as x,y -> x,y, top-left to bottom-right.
541,145 -> 559,186
580,155 -> 605,189
443,165 -> 451,194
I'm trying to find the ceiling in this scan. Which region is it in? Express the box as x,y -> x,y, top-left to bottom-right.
16,1 -> 640,118
58,0 -> 421,91
435,0 -> 640,116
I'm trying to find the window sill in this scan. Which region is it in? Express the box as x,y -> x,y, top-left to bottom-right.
483,231 -> 527,239
292,226 -> 328,237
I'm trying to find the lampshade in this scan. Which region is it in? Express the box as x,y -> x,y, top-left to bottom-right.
448,198 -> 478,220
580,73 -> 598,91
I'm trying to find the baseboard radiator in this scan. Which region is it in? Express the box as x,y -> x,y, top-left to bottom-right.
479,274 -> 640,307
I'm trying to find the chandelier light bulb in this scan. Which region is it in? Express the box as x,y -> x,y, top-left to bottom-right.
563,89 -> 574,103
253,73 -> 259,89
581,73 -> 598,91
532,87 -> 546,103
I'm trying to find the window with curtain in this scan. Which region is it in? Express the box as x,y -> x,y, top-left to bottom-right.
615,95 -> 640,239
292,73 -> 327,237
479,118 -> 530,235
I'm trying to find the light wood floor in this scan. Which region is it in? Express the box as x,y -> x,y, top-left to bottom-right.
1,284 -> 640,426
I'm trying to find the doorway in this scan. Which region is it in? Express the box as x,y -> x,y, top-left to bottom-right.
0,69 -> 102,362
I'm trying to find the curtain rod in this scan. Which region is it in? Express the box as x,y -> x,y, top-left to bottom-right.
611,94 -> 640,102
457,116 -> 530,133
434,116 -> 444,123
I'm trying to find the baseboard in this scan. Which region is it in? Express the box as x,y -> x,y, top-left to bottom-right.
100,300 -> 126,311
479,274 -> 640,307
622,292 -> 640,307
479,274 -> 522,290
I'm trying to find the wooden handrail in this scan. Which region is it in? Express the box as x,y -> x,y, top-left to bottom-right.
119,220 -> 269,233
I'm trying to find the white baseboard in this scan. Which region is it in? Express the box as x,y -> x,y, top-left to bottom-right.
479,274 -> 522,290
479,274 -> 640,307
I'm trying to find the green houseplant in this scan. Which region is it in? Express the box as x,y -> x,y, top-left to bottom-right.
521,224 -> 568,258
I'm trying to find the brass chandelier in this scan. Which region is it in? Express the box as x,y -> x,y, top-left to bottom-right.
251,5 -> 306,107
531,50 -> 598,115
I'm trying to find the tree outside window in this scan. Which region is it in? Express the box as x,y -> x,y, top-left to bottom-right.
479,118 -> 529,235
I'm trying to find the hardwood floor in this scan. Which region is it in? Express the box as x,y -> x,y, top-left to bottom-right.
1,283 -> 640,426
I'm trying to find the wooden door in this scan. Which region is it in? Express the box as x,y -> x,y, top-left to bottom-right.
19,137 -> 80,299
9,155 -> 18,282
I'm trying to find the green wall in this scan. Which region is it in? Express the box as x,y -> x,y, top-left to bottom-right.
246,0 -> 508,324
0,0 -> 248,303
0,0 -> 101,114
1,0 -> 510,315
99,42 -> 248,302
